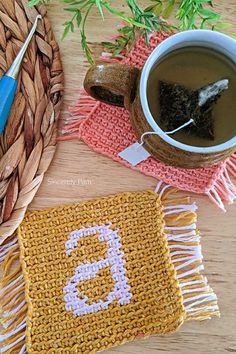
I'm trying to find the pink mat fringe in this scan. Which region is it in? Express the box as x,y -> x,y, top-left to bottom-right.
60,32 -> 236,212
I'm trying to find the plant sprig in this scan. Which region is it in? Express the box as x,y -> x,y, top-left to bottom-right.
146,0 -> 232,32
29,0 -> 175,63
28,0 -> 232,63
102,0 -> 175,57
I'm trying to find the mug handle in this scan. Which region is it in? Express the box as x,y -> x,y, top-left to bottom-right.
83,63 -> 140,111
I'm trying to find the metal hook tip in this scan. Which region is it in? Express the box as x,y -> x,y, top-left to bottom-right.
36,15 -> 42,22
6,14 -> 43,79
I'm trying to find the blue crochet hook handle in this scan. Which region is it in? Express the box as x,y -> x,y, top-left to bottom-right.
0,15 -> 42,134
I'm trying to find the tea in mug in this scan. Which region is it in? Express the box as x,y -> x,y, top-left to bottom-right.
147,46 -> 236,147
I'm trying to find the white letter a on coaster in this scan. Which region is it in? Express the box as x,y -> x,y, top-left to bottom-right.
63,224 -> 132,316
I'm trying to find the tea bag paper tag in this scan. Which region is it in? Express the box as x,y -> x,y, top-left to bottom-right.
118,142 -> 151,166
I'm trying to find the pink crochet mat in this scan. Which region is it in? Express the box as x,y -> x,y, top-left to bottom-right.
61,32 -> 236,211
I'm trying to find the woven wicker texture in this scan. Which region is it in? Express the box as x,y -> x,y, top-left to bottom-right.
18,191 -> 185,353
0,0 -> 63,244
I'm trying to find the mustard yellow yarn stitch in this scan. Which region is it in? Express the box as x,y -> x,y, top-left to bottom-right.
18,191 -> 186,354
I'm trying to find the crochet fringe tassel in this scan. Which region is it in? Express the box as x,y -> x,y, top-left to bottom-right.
60,92 -> 236,212
0,235 -> 26,354
0,185 -> 219,353
155,182 -> 219,321
207,159 -> 236,212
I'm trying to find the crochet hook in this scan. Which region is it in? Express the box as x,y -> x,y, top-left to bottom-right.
0,15 -> 42,134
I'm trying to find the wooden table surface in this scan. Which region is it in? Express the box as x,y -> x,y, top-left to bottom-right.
31,1 -> 236,353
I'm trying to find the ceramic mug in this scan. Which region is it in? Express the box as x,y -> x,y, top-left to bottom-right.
84,30 -> 236,168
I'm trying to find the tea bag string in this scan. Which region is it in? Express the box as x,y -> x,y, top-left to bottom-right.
139,118 -> 194,146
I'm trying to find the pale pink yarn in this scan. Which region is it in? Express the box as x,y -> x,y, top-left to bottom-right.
61,32 -> 236,211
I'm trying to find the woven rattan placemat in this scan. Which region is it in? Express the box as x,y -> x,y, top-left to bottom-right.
0,0 -> 64,243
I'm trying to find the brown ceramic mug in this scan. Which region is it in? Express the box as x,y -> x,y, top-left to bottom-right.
84,30 -> 236,168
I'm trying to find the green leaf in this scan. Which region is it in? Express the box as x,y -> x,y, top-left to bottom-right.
28,0 -> 43,6
145,5 -> 156,12
63,0 -> 87,3
228,33 -> 236,40
112,47 -> 124,56
162,1 -> 175,18
102,41 -> 117,49
81,29 -> 94,64
62,23 -> 71,40
76,10 -> 82,27
96,0 -> 104,19
198,8 -> 222,20
187,14 -> 196,29
102,2 -> 148,29
200,18 -> 208,29
70,21 -> 75,32
213,22 -> 232,30
195,0 -> 212,3
146,3 -> 163,16
64,7 -> 80,12
118,26 -> 132,34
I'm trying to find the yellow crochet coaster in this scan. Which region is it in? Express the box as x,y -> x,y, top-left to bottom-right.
1,187 -> 220,354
